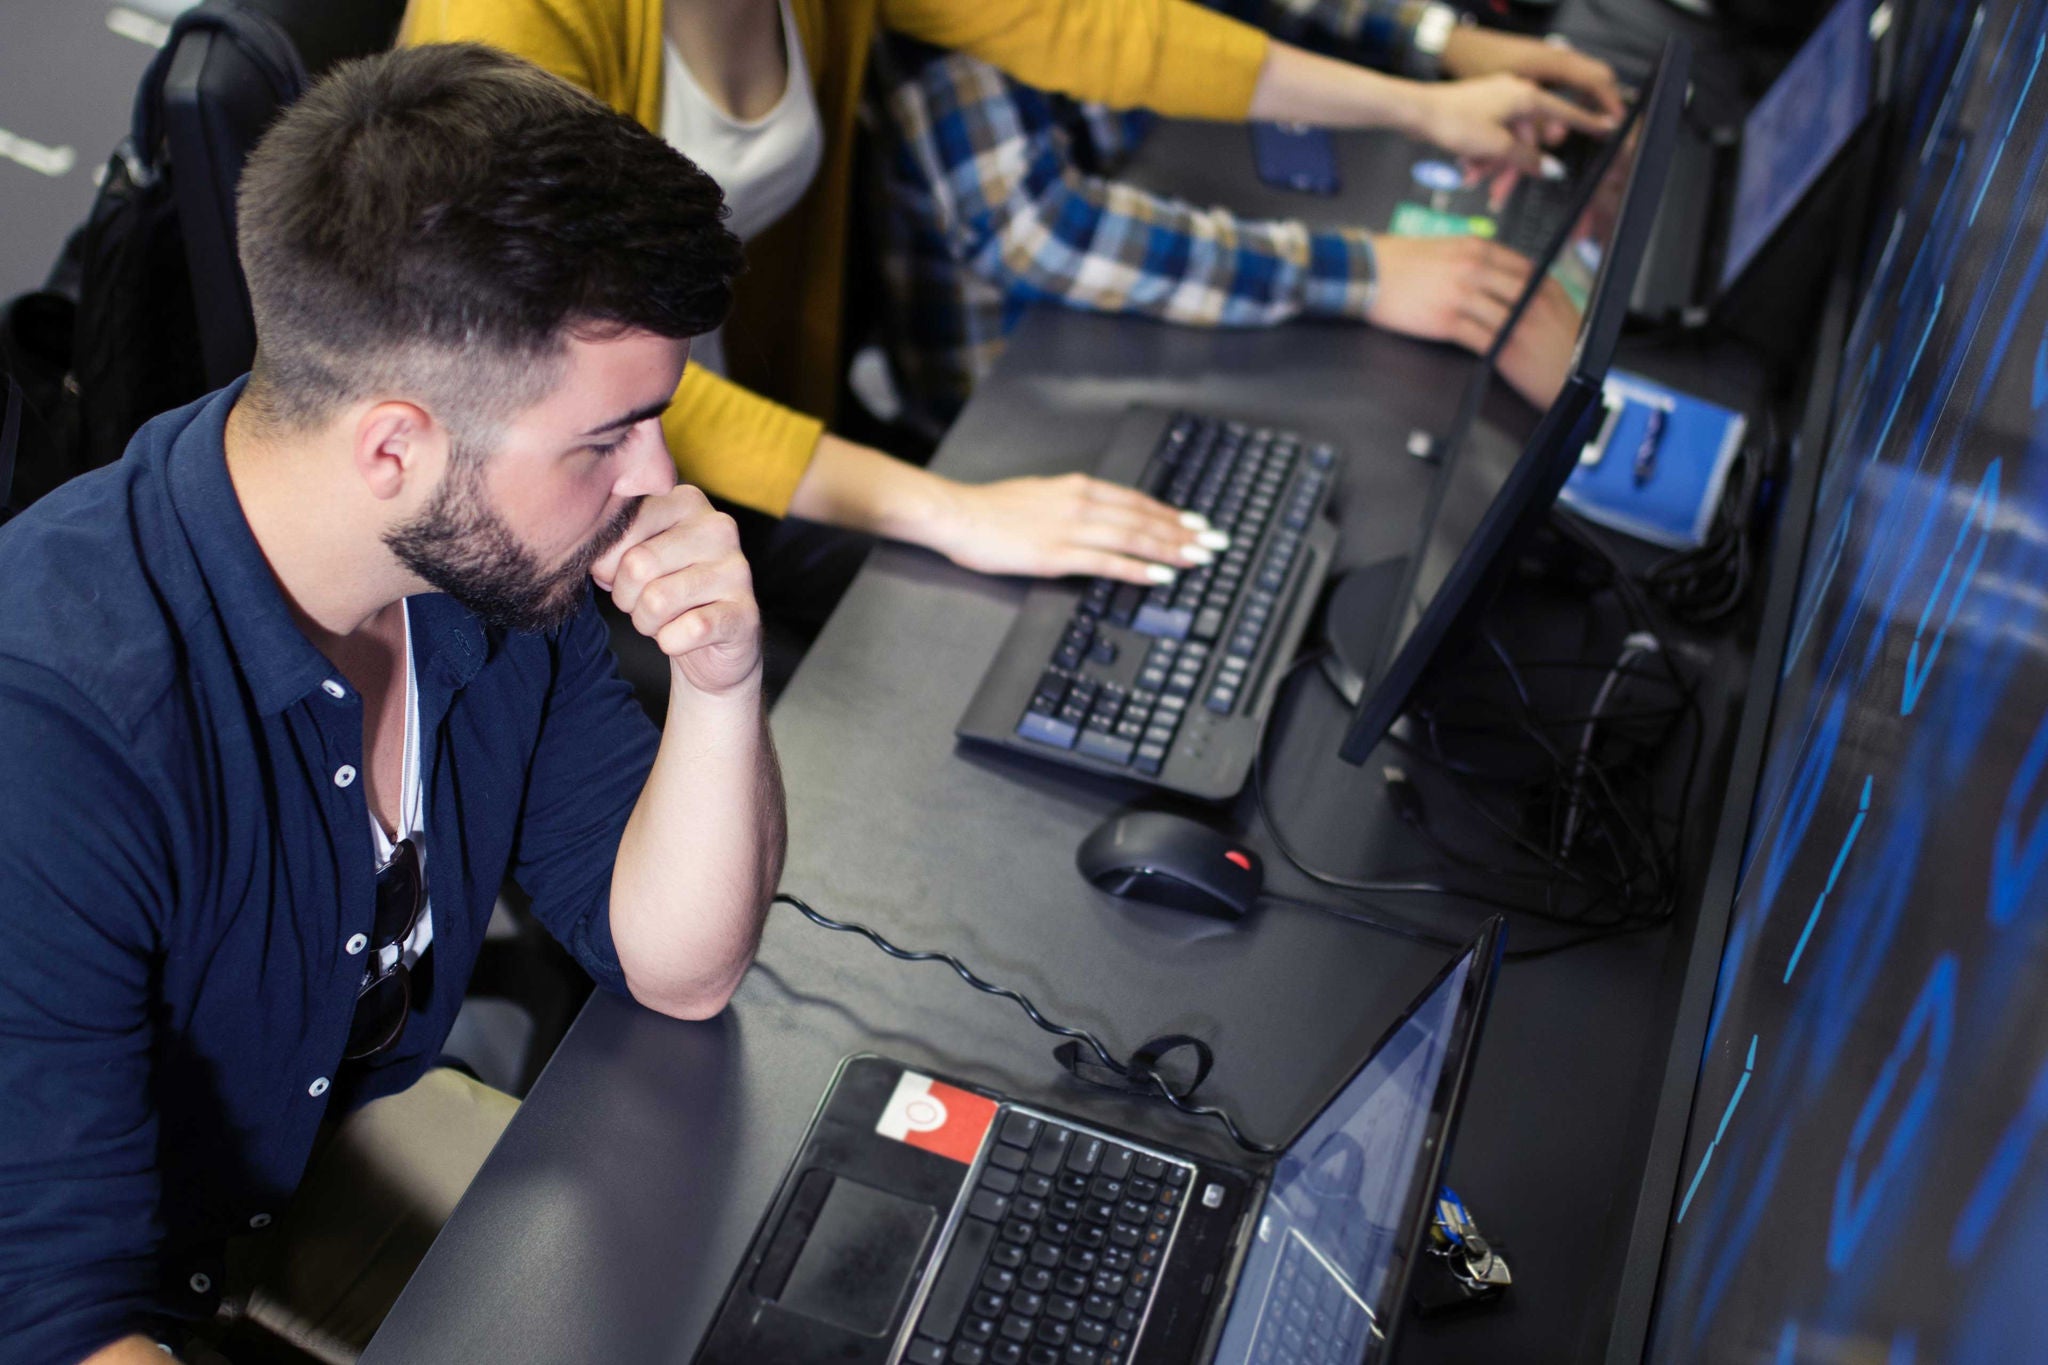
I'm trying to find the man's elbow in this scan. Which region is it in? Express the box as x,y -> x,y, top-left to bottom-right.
625,964 -> 750,1021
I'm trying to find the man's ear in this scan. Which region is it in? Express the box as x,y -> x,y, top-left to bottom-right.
352,401 -> 444,503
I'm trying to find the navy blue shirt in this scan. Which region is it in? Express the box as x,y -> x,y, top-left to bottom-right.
0,381 -> 659,1364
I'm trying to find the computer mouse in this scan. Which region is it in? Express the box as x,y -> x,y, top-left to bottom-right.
1075,811 -> 1264,920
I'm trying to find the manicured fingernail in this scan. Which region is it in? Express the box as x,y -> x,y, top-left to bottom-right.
1145,564 -> 1178,584
1196,530 -> 1231,551
1541,154 -> 1567,181
1179,545 -> 1215,566
1179,512 -> 1211,530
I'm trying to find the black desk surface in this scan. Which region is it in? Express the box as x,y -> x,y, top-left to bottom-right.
363,45 -> 1784,1365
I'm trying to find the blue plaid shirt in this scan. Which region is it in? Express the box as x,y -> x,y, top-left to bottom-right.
876,0 -> 1446,430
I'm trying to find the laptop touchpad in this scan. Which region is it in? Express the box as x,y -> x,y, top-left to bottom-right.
765,1171 -> 936,1337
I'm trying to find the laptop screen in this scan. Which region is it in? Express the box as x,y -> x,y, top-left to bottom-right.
1719,0 -> 1874,290
1207,929 -> 1498,1365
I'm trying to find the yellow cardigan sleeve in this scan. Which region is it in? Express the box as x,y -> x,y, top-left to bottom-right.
662,366 -> 823,516
881,0 -> 1272,121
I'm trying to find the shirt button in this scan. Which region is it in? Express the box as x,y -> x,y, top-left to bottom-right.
345,933 -> 368,956
308,1076 -> 330,1098
333,765 -> 357,788
189,1272 -> 212,1294
321,679 -> 347,700
249,1212 -> 273,1230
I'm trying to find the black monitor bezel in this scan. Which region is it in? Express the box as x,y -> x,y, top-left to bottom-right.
1337,36 -> 1694,767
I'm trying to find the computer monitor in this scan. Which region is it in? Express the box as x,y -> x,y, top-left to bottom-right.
1719,0 -> 1876,292
1336,37 -> 1691,767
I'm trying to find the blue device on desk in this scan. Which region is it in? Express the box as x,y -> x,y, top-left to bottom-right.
1249,121 -> 1340,195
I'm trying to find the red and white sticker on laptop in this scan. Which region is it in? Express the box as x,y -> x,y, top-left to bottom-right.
876,1070 -> 998,1165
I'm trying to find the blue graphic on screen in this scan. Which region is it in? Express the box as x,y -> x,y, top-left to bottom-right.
1649,1 -> 2048,1358
1720,0 -> 1876,290
1210,953 -> 1472,1365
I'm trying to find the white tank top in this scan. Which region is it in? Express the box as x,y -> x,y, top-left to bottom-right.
661,0 -> 824,377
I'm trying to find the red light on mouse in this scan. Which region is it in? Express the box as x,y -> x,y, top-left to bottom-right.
1224,850 -> 1252,871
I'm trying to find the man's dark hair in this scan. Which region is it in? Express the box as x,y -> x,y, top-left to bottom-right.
236,42 -> 743,440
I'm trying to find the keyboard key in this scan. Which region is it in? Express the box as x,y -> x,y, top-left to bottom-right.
970,1190 -> 1012,1224
985,1265 -> 1019,1294
1088,638 -> 1117,665
999,1113 -> 1042,1150
951,1344 -> 987,1365
1100,1148 -> 1134,1181
1076,731 -> 1136,766
1022,1266 -> 1054,1293
991,1146 -> 1029,1172
1067,1137 -> 1103,1175
1016,708 -> 1080,750
981,1167 -> 1020,1196
1191,607 -> 1227,641
1029,1129 -> 1072,1175
908,1339 -> 948,1365
1133,744 -> 1167,777
1131,602 -> 1192,639
1107,584 -> 1146,626
1001,1315 -> 1036,1343
1021,1173 -> 1054,1200
922,1217 -> 998,1341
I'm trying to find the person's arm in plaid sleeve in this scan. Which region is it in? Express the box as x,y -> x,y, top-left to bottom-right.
895,57 -> 1539,354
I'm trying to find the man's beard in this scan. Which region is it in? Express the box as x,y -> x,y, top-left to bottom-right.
385,458 -> 640,634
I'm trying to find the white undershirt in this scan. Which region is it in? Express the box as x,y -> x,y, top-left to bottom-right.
660,0 -> 824,377
367,600 -> 432,977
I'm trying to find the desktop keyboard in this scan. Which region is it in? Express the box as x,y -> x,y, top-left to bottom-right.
957,407 -> 1340,801
901,1112 -> 1197,1365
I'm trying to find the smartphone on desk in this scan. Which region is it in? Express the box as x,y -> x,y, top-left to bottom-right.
1250,121 -> 1340,195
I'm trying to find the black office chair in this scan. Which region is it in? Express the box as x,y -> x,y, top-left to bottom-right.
159,0 -> 406,388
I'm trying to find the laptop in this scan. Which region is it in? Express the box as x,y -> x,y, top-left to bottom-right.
695,921 -> 1506,1365
1630,0 -> 1883,324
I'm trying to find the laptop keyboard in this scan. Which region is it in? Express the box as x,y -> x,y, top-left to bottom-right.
1012,414 -> 1337,776
902,1112 -> 1197,1365
1245,1230 -> 1374,1365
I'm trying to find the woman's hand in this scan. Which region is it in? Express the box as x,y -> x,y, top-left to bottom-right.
1406,73 -> 1617,175
925,473 -> 1227,585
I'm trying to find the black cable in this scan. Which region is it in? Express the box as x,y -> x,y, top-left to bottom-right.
773,892 -> 1281,1155
1250,654 -> 1552,916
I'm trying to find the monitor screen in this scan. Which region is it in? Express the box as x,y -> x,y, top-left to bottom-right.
1207,926 -> 1498,1365
1719,0 -> 1875,290
1337,37 -> 1688,768
1390,102 -> 1649,671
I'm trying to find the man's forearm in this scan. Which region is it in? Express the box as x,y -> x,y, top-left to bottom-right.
609,678 -> 785,1020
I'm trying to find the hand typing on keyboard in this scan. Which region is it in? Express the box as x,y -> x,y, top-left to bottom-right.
924,473 -> 1230,586
1360,236 -> 1535,357
1440,30 -> 1627,127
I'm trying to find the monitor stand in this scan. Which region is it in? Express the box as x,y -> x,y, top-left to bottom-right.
1317,557 -> 1409,708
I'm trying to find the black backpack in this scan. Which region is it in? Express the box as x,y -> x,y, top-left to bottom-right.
72,0 -> 306,469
